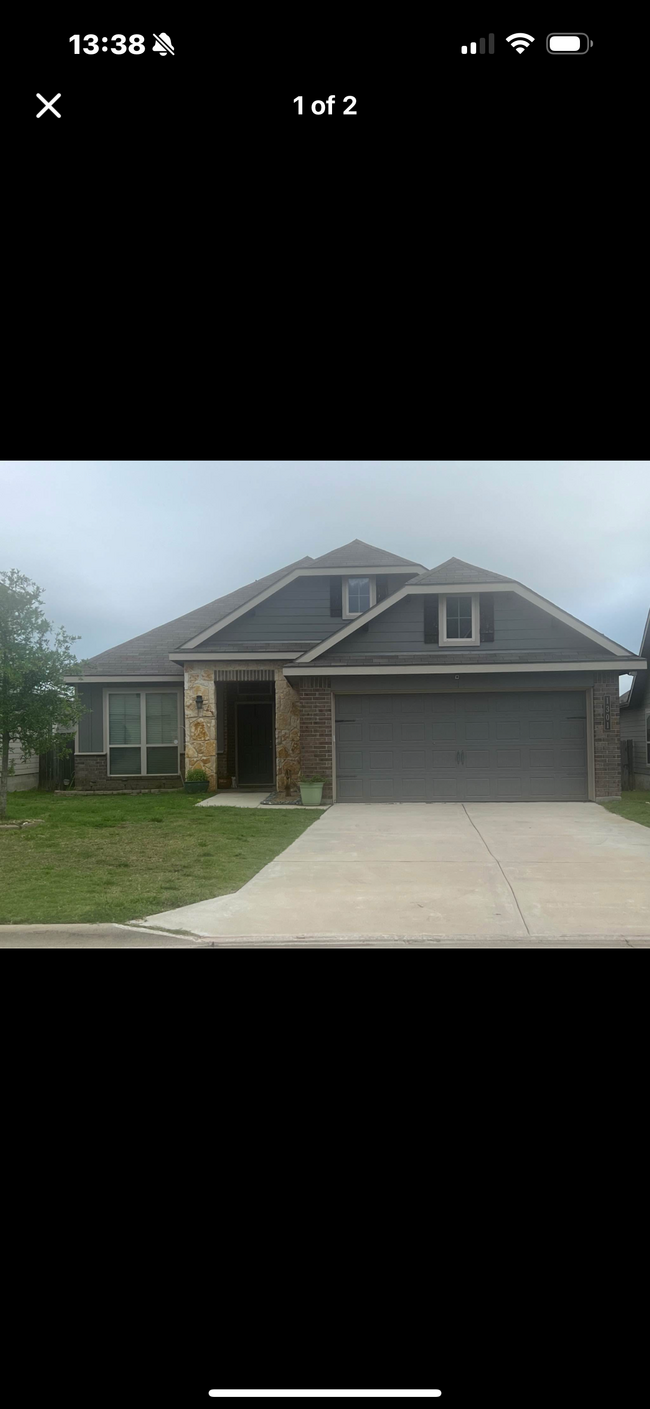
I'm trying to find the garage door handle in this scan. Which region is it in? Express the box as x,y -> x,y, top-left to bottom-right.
460,751 -> 465,764
456,751 -> 460,764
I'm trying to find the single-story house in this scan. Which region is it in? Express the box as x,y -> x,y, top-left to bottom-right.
67,541 -> 647,802
619,607 -> 650,790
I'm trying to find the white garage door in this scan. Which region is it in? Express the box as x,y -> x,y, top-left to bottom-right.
335,692 -> 588,801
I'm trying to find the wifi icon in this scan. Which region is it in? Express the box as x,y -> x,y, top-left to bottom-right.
506,32 -> 535,53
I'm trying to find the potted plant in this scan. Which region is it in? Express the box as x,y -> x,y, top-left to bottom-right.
218,775 -> 233,789
299,774 -> 326,806
184,767 -> 210,794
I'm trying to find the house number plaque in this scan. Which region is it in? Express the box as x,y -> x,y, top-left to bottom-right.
604,696 -> 611,730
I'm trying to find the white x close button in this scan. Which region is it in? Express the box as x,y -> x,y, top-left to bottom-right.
36,93 -> 61,118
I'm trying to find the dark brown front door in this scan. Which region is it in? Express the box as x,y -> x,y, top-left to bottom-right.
237,702 -> 274,785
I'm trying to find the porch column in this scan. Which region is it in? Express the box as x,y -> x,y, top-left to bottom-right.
184,665 -> 217,791
274,667 -> 301,797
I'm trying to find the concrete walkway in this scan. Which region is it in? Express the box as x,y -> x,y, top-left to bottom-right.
135,802 -> 650,943
196,791 -> 327,809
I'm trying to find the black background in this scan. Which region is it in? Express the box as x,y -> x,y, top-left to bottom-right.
4,8 -> 646,458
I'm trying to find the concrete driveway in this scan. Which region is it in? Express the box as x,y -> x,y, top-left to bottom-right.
135,802 -> 650,944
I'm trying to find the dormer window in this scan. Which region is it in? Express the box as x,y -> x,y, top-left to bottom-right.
440,594 -> 480,645
343,576 -> 376,618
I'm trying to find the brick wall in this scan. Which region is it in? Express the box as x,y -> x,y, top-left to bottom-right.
74,755 -> 182,791
298,681 -> 333,798
593,677 -> 621,798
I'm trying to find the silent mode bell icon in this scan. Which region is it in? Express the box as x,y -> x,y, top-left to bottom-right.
152,32 -> 174,55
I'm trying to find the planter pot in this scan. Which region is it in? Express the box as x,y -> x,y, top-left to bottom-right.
184,780 -> 210,794
218,777 -> 233,789
300,782 -> 324,806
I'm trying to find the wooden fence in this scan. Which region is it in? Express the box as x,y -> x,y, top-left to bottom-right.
39,736 -> 76,791
620,738 -> 635,791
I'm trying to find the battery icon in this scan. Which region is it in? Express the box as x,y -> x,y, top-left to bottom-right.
546,33 -> 592,54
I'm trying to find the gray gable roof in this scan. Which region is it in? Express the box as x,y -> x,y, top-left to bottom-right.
81,556 -> 314,676
413,557 -> 514,585
309,539 -> 425,569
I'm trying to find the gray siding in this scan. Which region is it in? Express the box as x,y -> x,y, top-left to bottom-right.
78,684 -> 104,751
204,575 -> 415,645
620,703 -> 650,774
324,590 -> 616,657
8,739 -> 39,791
333,594 -> 426,653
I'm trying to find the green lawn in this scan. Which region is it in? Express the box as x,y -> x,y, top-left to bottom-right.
0,790 -> 324,924
599,790 -> 650,827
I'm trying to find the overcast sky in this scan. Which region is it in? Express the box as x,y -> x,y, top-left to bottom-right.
2,461 -> 648,693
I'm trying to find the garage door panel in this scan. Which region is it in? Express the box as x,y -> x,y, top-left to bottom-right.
370,751 -> 394,769
496,748 -> 522,767
463,748 -> 492,769
496,720 -> 522,740
558,719 -> 585,740
459,775 -> 492,799
400,723 -> 426,741
433,746 -> 458,768
432,776 -> 460,799
339,747 -> 364,771
497,775 -> 523,797
529,720 -> 555,739
400,775 -> 427,800
401,749 -> 427,770
335,692 -> 588,802
338,721 -> 363,743
337,777 -> 364,800
369,777 -> 395,799
431,720 -> 457,741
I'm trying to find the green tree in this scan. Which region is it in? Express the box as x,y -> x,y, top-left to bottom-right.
0,570 -> 87,818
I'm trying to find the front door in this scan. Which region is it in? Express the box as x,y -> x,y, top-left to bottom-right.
237,702 -> 274,785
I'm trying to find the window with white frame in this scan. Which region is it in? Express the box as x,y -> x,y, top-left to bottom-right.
343,576 -> 376,617
441,594 -> 480,645
108,691 -> 180,775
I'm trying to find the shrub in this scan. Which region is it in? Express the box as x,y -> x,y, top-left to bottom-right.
185,767 -> 209,784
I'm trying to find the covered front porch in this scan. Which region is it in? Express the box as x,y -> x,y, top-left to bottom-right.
183,664 -> 301,797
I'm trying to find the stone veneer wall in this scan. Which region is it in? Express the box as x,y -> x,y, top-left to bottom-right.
274,667 -> 301,797
184,665 -> 217,790
593,676 -> 621,798
297,679 -> 333,799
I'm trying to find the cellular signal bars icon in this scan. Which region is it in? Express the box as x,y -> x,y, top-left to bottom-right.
461,35 -> 494,54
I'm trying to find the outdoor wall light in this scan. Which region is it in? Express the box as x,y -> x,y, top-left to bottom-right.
195,695 -> 203,710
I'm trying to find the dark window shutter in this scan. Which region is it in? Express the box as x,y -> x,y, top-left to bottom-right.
480,594 -> 495,642
423,596 -> 439,644
375,574 -> 389,603
329,578 -> 343,617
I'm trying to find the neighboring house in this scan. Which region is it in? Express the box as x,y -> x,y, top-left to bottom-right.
66,541 -> 647,802
7,739 -> 39,791
619,608 -> 650,790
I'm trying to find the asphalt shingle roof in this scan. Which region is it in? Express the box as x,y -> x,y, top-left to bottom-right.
413,557 -> 514,585
309,539 -> 425,568
81,557 -> 314,676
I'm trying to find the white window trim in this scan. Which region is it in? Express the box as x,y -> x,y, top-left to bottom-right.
104,689 -> 182,776
440,594 -> 480,646
343,576 -> 376,619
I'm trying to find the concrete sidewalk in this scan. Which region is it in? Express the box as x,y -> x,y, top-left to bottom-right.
135,802 -> 650,943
